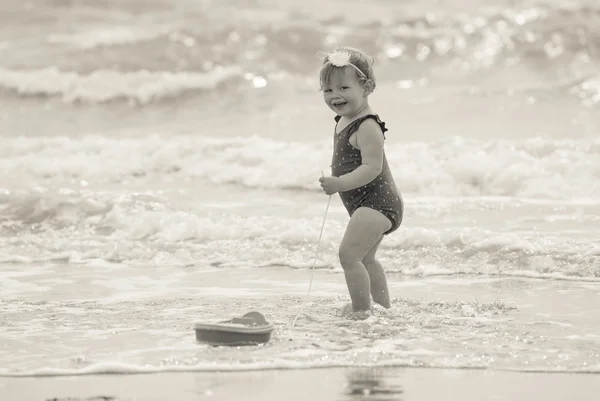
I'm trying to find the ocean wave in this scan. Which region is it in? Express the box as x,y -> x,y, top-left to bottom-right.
1,1 -> 600,105
47,26 -> 170,50
2,135 -> 599,199
0,188 -> 598,279
0,66 -> 243,104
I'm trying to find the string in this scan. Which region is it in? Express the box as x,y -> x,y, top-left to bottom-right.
290,174 -> 332,328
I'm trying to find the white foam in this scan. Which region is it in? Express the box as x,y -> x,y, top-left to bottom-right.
1,135 -> 599,200
0,187 -> 596,267
2,356 -> 597,378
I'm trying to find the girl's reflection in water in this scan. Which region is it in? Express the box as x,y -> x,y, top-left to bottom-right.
344,368 -> 404,400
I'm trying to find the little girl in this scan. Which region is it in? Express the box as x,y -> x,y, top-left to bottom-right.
318,47 -> 404,313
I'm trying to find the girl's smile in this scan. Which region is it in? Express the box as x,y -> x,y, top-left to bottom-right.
323,68 -> 368,117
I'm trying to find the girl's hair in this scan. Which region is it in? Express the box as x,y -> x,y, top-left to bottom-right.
319,46 -> 376,91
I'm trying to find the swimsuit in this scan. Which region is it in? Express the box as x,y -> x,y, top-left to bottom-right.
330,114 -> 403,235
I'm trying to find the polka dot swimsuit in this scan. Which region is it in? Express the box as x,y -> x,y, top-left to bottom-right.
331,114 -> 404,235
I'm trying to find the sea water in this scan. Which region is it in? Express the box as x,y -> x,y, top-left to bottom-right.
0,0 -> 599,380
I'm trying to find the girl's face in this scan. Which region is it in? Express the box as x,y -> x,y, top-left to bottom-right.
322,67 -> 369,118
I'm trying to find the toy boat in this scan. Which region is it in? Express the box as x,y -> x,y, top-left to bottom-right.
194,311 -> 274,346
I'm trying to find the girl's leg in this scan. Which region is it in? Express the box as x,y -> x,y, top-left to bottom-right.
339,207 -> 392,312
362,236 -> 390,308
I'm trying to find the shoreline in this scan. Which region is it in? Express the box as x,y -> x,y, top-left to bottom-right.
3,362 -> 600,378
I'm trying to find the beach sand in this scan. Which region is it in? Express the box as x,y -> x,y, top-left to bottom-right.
3,366 -> 599,401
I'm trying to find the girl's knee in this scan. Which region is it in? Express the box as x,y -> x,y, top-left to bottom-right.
338,245 -> 360,266
362,255 -> 377,265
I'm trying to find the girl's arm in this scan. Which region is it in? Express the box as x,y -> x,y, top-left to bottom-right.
336,119 -> 384,192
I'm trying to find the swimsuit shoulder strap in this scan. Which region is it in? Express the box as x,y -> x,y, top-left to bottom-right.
335,114 -> 388,140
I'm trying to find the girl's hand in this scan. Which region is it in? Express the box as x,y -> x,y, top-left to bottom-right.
319,176 -> 341,195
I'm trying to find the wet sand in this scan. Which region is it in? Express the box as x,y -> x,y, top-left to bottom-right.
2,366 -> 599,401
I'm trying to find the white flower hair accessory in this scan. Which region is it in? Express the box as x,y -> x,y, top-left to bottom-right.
328,50 -> 351,67
326,50 -> 367,78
